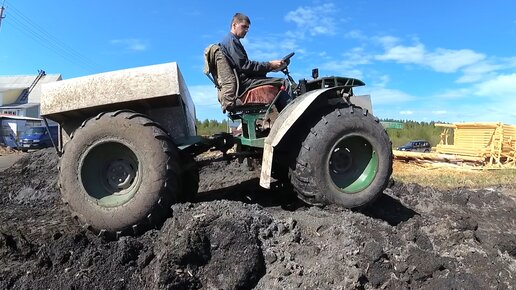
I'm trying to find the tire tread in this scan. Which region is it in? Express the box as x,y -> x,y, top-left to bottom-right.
59,110 -> 182,239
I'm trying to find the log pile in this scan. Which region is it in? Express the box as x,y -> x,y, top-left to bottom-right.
394,122 -> 516,169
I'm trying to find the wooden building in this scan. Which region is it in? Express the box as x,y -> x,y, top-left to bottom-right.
435,122 -> 516,168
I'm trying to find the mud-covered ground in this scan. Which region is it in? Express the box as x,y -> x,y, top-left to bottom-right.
0,148 -> 515,289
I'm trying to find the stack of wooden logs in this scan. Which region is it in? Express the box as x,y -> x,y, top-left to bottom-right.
393,122 -> 516,168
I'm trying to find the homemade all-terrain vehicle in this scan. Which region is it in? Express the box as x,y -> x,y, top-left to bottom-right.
41,51 -> 393,238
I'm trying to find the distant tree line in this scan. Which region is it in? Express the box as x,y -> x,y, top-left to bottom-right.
195,119 -> 229,136
195,118 -> 448,148
382,119 -> 447,148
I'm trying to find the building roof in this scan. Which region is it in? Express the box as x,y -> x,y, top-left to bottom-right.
0,74 -> 61,86
0,114 -> 42,121
0,84 -> 28,91
0,74 -> 62,104
0,103 -> 40,109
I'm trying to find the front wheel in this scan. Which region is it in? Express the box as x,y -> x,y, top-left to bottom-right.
290,105 -> 393,208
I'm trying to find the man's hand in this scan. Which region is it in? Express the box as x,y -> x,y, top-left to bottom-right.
268,60 -> 285,71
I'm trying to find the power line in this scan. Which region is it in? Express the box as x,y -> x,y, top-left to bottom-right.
0,1 -> 6,30
8,16 -> 98,73
7,15 -> 99,73
3,2 -> 102,73
7,4 -> 100,69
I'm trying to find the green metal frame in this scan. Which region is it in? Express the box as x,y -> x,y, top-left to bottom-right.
176,135 -> 206,150
235,89 -> 284,149
238,113 -> 266,148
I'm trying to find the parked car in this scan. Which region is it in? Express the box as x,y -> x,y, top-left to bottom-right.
396,140 -> 431,153
19,126 -> 59,151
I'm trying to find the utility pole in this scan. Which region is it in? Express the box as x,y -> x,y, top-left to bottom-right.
0,1 -> 5,30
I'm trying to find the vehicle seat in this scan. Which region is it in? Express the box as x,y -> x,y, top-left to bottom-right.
204,44 -> 280,113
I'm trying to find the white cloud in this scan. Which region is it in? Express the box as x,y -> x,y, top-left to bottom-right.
375,100 -> 516,123
373,35 -> 400,48
509,56 -> 516,67
242,32 -> 306,61
405,73 -> 516,123
242,37 -> 284,60
456,62 -> 501,83
474,73 -> 516,98
375,43 -> 425,64
421,73 -> 516,123
377,75 -> 390,87
345,30 -> 368,41
110,39 -> 148,51
375,42 -> 485,73
285,3 -> 338,36
433,101 -> 516,123
320,58 -> 364,72
318,47 -> 372,77
356,87 -> 416,105
327,33 -> 515,123
436,87 -> 473,99
426,48 -> 485,73
188,85 -> 219,107
185,85 -> 230,120
371,36 -> 516,88
457,57 -> 516,83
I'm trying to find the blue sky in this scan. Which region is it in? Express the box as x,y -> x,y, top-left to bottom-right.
1,0 -> 515,124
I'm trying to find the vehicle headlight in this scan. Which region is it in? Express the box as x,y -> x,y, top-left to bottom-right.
33,140 -> 40,143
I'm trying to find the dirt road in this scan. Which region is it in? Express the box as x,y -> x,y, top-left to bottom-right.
0,149 -> 515,289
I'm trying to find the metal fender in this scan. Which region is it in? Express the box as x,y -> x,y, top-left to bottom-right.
260,87 -> 337,188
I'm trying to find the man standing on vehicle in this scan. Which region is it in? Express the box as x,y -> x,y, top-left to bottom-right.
219,13 -> 286,96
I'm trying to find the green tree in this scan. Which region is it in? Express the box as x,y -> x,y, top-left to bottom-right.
383,119 -> 448,149
196,118 -> 229,136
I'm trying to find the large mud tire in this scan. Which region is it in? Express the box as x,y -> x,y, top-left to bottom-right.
59,111 -> 182,238
290,104 -> 392,208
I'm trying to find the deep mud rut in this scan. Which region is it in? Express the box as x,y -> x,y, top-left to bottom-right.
0,148 -> 515,289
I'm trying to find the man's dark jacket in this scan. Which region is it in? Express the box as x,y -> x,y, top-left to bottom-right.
219,32 -> 269,78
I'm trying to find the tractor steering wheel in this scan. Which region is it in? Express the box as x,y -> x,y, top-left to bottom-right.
282,52 -> 295,62
273,52 -> 295,72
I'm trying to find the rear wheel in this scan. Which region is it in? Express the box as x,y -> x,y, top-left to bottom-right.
290,104 -> 392,208
59,110 -> 182,238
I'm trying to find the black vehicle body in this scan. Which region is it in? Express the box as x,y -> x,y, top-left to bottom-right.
397,140 -> 431,152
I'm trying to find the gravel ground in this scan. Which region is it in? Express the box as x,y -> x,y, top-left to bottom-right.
0,148 -> 515,289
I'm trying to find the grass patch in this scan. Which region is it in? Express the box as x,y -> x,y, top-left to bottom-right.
392,160 -> 516,191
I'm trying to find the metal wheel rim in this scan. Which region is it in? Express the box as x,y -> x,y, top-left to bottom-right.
79,140 -> 141,207
328,135 -> 378,194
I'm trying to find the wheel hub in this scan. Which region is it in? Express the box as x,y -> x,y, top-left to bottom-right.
106,159 -> 135,192
329,147 -> 353,173
80,140 -> 141,207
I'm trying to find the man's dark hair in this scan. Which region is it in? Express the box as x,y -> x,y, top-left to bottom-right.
231,13 -> 250,27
